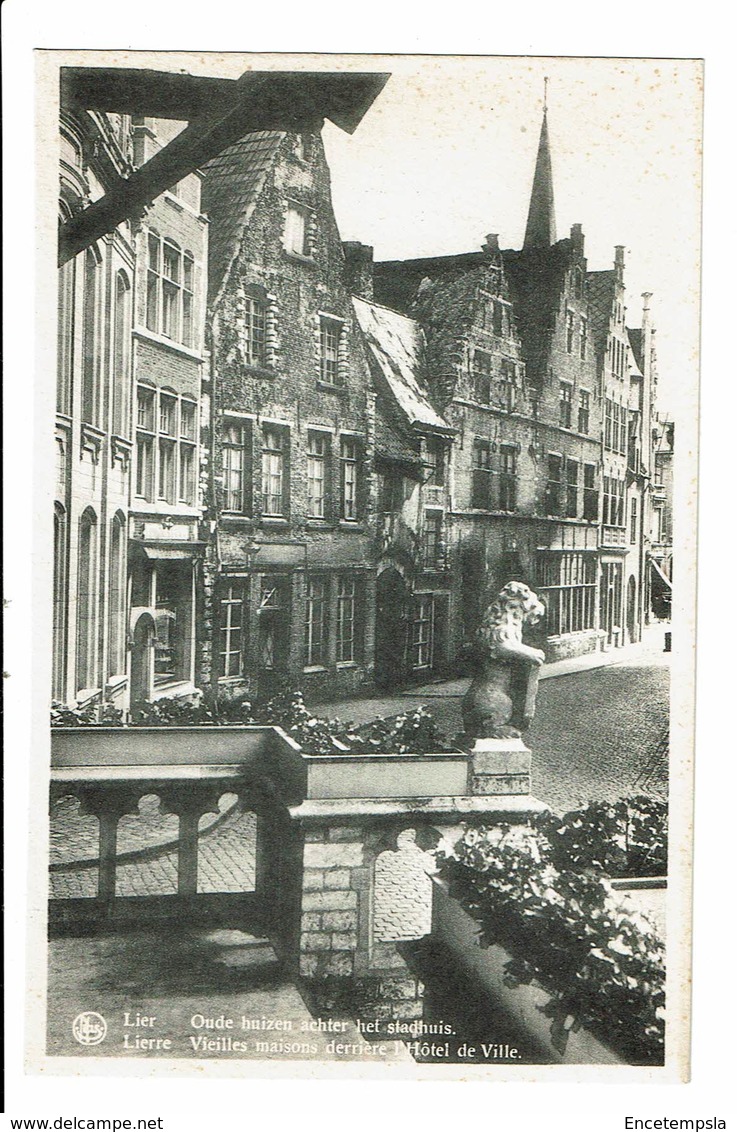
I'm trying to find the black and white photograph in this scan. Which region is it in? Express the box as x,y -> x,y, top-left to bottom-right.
23,49 -> 701,1084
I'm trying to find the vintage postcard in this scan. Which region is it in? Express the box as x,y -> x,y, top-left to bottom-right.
26,50 -> 701,1081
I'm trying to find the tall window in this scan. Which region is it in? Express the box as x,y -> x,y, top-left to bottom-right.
158,393 -> 177,504
336,576 -> 357,663
146,233 -> 195,347
223,421 -> 250,513
423,510 -> 443,568
162,240 -> 181,339
242,294 -> 267,367
604,398 -> 614,450
307,432 -> 329,518
146,232 -> 160,332
261,425 -> 286,516
566,310 -> 575,353
578,390 -> 590,434
76,508 -> 98,692
52,504 -> 68,701
559,382 -> 573,429
501,359 -> 517,412
179,401 -> 197,505
219,581 -> 246,678
319,317 -> 342,386
537,552 -> 596,635
579,317 -> 587,359
112,272 -> 131,437
81,248 -> 101,426
107,513 -> 127,678
498,445 -> 517,511
410,596 -> 434,669
565,459 -> 579,518
630,497 -> 638,545
57,255 -> 75,415
305,576 -> 328,667
546,454 -> 563,516
583,463 -> 599,521
182,253 -> 194,348
135,386 -> 155,500
340,436 -> 358,520
284,204 -> 311,256
472,440 -> 493,509
472,350 -> 492,404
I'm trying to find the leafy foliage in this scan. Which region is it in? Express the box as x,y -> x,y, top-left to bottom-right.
436,824 -> 666,1063
50,701 -> 124,727
536,797 -> 668,878
51,687 -> 452,755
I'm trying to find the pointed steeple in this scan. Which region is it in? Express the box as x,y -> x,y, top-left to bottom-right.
523,83 -> 557,250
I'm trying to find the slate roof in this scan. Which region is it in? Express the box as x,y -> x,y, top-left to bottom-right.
352,297 -> 451,433
201,131 -> 284,307
586,269 -> 616,358
374,402 -> 423,472
628,327 -> 644,373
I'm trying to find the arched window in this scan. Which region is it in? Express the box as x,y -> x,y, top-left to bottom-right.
76,508 -> 98,692
81,248 -> 101,426
52,503 -> 68,701
108,512 -> 127,678
112,272 -> 131,437
57,240 -> 75,415
146,233 -> 195,348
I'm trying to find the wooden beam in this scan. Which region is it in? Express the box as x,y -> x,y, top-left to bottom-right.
59,69 -> 389,265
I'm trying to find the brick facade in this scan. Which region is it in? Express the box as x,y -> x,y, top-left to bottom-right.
200,132 -> 378,703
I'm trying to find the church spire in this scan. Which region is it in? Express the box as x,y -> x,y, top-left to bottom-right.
523,82 -> 557,250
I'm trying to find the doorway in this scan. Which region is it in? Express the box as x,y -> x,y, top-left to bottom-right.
375,567 -> 410,689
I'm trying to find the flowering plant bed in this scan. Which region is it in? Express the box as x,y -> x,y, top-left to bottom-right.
52,689 -> 455,757
436,822 -> 665,1064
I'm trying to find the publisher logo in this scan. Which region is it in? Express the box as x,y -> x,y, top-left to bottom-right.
72,1011 -> 107,1046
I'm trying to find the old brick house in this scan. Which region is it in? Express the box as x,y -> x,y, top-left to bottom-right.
199,131 -> 378,703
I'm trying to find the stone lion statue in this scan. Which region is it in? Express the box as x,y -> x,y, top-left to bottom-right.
462,581 -> 546,741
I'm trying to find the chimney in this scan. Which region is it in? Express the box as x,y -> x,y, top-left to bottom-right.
570,223 -> 584,252
343,241 -> 374,300
483,233 -> 500,253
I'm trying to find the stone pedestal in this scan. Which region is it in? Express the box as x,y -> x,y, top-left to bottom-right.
468,737 -> 532,796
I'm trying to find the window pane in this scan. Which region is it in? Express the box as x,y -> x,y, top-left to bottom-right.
307,433 -> 328,518
340,436 -> 358,519
320,319 -> 341,385
305,576 -> 328,666
262,427 -> 284,515
337,576 -> 356,662
243,296 -> 267,367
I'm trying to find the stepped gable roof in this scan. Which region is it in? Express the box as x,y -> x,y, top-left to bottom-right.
586,268 -> 616,357
201,131 -> 284,307
352,296 -> 452,434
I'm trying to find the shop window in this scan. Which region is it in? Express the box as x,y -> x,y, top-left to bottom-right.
305,575 -> 328,667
